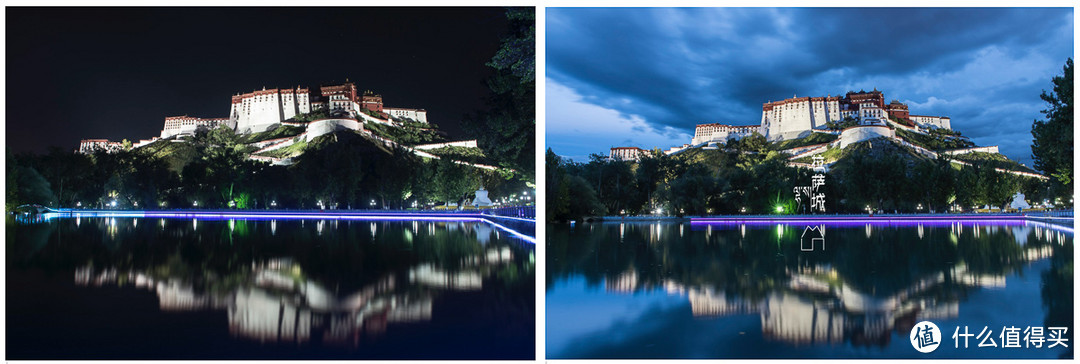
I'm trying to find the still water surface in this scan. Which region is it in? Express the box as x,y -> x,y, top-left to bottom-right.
547,220 -> 1072,359
8,215 -> 534,359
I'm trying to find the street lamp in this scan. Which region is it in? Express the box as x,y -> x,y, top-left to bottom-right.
111,200 -> 117,207
193,201 -> 199,207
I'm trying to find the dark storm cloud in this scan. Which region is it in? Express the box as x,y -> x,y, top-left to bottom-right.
7,7 -> 511,154
547,7 -> 1073,165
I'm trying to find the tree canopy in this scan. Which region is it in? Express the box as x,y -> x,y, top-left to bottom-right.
1031,58 -> 1073,187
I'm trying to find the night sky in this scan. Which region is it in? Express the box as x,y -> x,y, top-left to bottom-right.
7,7 -> 511,153
547,8 -> 1074,166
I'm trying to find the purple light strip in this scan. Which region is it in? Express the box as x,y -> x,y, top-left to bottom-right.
692,219 -> 1028,226
60,208 -> 536,222
62,209 -> 488,218
692,214 -> 1038,222
688,216 -> 1073,234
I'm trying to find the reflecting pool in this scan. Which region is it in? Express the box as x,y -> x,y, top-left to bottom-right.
7,214 -> 535,359
547,220 -> 1072,359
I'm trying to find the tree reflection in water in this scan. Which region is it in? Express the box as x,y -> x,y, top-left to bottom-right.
7,216 -> 534,358
547,220 -> 1071,357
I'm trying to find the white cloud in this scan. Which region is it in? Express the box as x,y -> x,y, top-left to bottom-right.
546,79 -> 691,162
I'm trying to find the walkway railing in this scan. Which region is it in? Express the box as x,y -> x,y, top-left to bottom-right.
1026,210 -> 1074,218
483,206 -> 535,220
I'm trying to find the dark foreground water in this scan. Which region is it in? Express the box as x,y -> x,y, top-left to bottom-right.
7,214 -> 534,359
547,220 -> 1073,359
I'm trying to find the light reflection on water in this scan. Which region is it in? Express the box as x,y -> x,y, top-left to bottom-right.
547,220 -> 1072,359
74,248 -> 513,345
7,216 -> 535,359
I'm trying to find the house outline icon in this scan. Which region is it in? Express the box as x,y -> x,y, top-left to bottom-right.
801,225 -> 825,251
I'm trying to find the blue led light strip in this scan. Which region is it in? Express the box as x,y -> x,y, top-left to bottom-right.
44,210 -> 537,244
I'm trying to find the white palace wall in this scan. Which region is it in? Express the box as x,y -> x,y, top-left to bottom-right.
761,97 -> 841,141
305,118 -> 364,142
838,125 -> 895,149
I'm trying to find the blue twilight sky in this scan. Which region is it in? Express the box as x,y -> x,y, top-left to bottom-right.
546,8 -> 1074,166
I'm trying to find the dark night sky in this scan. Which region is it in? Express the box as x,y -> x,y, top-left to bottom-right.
6,7 -> 510,153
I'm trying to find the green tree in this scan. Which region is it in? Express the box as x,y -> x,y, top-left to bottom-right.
545,149 -> 604,221
464,7 -> 535,182
912,158 -> 956,211
13,164 -> 56,207
1031,58 -> 1073,186
433,157 -> 480,207
546,149 -> 570,221
662,164 -> 720,216
6,148 -> 19,211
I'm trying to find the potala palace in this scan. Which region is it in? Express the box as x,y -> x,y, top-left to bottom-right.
609,89 -> 1045,180
607,89 -> 1046,180
611,89 -> 954,159
77,80 -> 447,160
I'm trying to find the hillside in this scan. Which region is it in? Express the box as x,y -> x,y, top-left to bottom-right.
895,128 -> 974,151
137,137 -> 200,173
948,151 -> 1038,174
791,136 -> 933,165
236,125 -> 306,144
253,130 -> 393,160
770,132 -> 838,151
423,145 -> 494,165
135,112 -> 493,173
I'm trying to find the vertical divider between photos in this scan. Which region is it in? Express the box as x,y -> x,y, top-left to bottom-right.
534,5 -> 547,361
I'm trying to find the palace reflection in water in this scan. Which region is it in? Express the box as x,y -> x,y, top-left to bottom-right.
547,220 -> 1072,359
8,215 -> 534,359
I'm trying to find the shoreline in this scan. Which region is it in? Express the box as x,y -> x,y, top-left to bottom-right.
571,211 -> 1074,224
27,208 -> 538,243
